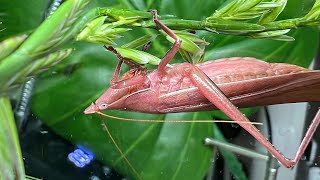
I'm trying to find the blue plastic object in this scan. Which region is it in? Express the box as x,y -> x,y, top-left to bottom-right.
68,148 -> 94,168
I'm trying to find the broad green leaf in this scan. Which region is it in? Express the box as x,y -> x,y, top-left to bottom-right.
0,0 -> 50,40
204,27 -> 318,67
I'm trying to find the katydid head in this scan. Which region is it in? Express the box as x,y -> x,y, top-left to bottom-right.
84,87 -> 131,114
84,70 -> 150,114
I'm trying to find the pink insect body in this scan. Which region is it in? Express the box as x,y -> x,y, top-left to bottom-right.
84,10 -> 320,179
85,58 -> 320,114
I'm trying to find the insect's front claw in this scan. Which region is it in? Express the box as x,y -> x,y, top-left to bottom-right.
148,9 -> 158,20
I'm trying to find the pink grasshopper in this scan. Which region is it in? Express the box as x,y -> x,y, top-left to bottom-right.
84,10 -> 320,178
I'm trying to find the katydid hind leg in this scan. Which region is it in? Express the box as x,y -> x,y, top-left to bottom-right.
186,64 -> 320,168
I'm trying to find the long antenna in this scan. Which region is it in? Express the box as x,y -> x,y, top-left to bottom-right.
99,115 -> 142,180
96,111 -> 263,125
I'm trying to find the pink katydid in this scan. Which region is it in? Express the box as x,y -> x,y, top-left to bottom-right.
84,9 -> 320,179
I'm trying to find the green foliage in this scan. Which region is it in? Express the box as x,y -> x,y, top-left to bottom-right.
301,0 -> 320,25
115,47 -> 161,65
0,34 -> 27,60
162,30 -> 209,63
0,96 -> 25,180
259,0 -> 287,24
0,0 -> 91,90
76,16 -> 133,44
210,0 -> 287,22
7,49 -> 73,90
121,34 -> 157,49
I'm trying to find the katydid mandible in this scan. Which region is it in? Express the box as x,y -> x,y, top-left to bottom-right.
84,9 -> 320,172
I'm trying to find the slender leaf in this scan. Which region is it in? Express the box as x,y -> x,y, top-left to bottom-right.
0,34 -> 27,60
115,47 -> 161,65
259,0 -> 288,24
121,34 -> 157,49
0,0 -> 90,88
0,96 -> 25,180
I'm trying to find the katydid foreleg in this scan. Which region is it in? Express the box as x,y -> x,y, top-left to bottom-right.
107,47 -> 124,85
150,10 -> 320,168
105,45 -> 145,85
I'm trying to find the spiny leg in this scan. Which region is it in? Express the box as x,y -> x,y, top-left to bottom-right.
104,46 -> 124,84
105,45 -> 143,85
149,9 -> 182,73
185,64 -> 320,168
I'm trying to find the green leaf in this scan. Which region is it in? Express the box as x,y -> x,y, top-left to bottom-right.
77,16 -> 138,44
259,0 -> 288,24
4,49 -> 73,91
0,0 -> 91,90
115,47 -> 161,65
211,0 -> 279,21
0,0 -> 51,40
300,0 -> 320,24
204,27 -> 318,67
77,16 -> 107,41
0,34 -> 27,60
0,96 -> 25,180
162,30 -> 209,54
248,29 -> 295,41
121,34 -> 157,49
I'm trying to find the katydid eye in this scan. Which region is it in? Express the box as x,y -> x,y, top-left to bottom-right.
98,104 -> 108,110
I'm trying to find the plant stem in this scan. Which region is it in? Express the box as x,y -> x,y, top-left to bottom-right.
95,8 -> 314,34
263,18 -> 302,31
141,19 -> 204,30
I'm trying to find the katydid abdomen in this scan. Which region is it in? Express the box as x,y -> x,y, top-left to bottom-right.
101,57 -> 320,113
